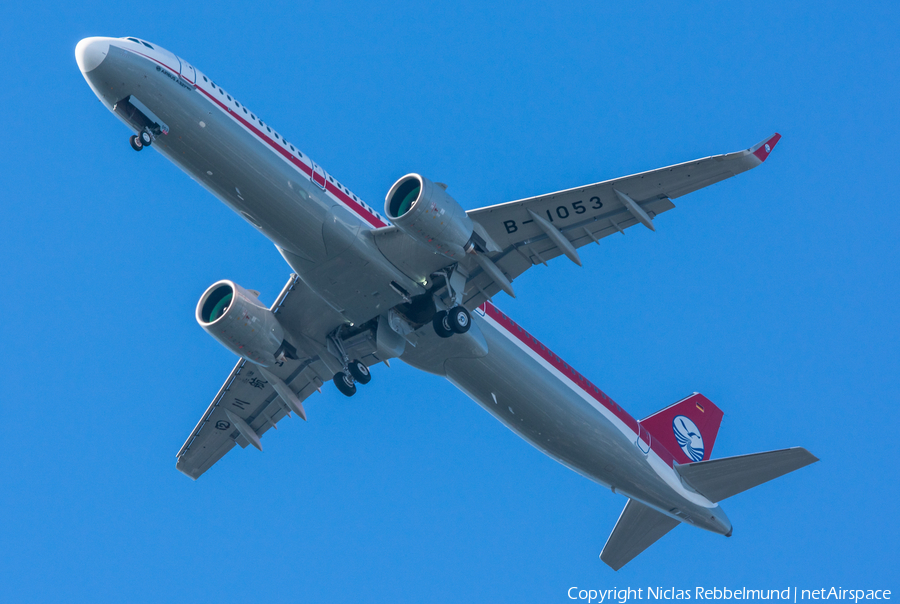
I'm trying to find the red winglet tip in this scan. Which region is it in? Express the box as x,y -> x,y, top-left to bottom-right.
752,133 -> 781,162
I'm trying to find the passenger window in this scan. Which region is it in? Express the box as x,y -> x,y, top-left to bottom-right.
289,145 -> 294,151
227,95 -> 231,101
202,76 -> 208,82
243,108 -> 247,114
266,127 -> 271,133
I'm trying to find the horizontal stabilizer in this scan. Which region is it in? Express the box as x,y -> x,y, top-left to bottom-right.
675,447 -> 819,503
600,499 -> 680,571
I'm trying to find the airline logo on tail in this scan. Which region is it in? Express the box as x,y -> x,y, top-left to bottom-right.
673,415 -> 704,461
639,393 -> 723,465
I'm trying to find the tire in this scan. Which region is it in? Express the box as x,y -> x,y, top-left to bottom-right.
333,372 -> 357,397
139,130 -> 153,146
448,306 -> 471,334
348,360 -> 371,385
432,310 -> 454,338
129,135 -> 143,151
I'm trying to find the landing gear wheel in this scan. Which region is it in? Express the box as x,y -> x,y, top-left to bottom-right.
448,306 -> 471,334
348,359 -> 371,385
333,372 -> 357,397
129,135 -> 143,151
432,310 -> 454,338
139,130 -> 153,146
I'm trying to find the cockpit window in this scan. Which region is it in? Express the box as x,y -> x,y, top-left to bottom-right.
127,38 -> 140,43
141,41 -> 154,49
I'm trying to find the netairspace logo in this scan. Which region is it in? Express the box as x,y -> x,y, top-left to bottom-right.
566,587 -> 892,603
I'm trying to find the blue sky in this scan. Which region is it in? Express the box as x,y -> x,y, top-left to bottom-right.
2,1 -> 898,602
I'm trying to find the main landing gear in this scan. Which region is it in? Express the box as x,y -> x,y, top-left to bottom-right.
432,306 -> 471,339
129,130 -> 153,151
332,359 -> 371,397
328,328 -> 372,398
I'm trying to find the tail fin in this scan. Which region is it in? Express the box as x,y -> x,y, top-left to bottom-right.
600,499 -> 679,571
675,447 -> 819,503
640,393 -> 724,464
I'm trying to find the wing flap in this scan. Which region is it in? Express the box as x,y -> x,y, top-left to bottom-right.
600,499 -> 680,571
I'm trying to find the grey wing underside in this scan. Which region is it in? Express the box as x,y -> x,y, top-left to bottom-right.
176,274 -> 385,480
600,498 -> 680,571
372,135 -> 779,310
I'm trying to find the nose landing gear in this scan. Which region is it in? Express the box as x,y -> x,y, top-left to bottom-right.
129,130 -> 153,151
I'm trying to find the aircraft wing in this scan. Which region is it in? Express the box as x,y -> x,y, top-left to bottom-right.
458,134 -> 781,307
176,274 -> 385,479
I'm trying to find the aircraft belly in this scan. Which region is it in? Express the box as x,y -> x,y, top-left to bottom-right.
438,315 -> 698,514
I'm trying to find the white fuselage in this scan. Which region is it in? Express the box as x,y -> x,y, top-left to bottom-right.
76,36 -> 731,536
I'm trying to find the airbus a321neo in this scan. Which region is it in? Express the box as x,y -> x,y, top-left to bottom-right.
76,36 -> 817,570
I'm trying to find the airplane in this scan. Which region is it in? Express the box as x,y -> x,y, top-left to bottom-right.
75,35 -> 818,570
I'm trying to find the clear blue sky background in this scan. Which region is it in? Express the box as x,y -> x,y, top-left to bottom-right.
2,1 -> 897,602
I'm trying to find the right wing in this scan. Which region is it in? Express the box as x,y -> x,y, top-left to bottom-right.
458,134 -> 781,307
176,273 -> 386,479
674,447 -> 819,503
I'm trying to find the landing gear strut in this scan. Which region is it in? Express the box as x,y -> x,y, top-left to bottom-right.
328,328 -> 372,397
431,265 -> 472,339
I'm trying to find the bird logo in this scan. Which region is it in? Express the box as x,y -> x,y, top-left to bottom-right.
672,415 -> 704,462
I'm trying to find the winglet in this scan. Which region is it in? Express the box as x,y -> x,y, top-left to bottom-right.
750,133 -> 781,163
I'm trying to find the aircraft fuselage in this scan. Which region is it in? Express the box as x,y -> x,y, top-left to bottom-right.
77,36 -> 732,537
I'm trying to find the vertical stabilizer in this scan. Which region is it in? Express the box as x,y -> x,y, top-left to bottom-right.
640,393 -> 723,464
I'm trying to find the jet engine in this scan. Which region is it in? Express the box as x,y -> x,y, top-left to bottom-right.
196,280 -> 295,367
385,174 -> 475,259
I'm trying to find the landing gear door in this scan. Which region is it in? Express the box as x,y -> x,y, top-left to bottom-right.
178,57 -> 196,86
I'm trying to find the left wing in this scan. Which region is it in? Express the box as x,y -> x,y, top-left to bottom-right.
458,134 -> 781,307
600,498 -> 680,571
176,274 -> 386,479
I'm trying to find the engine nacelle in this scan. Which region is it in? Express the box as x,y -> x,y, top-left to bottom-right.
385,174 -> 474,259
196,280 -> 292,367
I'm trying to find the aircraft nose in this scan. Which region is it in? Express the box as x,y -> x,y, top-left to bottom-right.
75,37 -> 111,73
